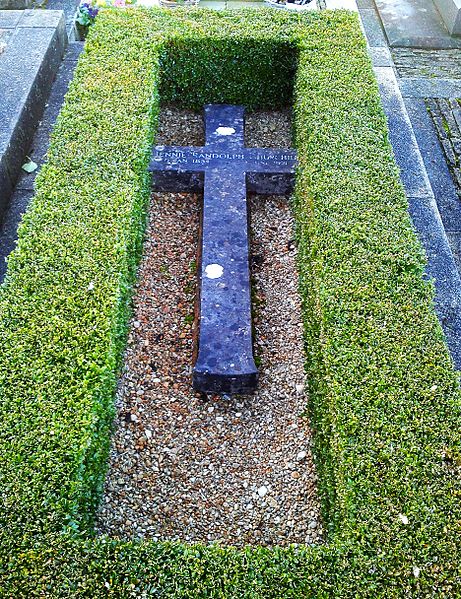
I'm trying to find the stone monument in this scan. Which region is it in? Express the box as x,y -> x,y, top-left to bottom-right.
149,104 -> 297,395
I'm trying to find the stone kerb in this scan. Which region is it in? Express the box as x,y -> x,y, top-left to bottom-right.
0,9 -> 66,223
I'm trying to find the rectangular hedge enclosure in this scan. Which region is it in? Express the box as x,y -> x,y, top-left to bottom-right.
1,8 -> 460,596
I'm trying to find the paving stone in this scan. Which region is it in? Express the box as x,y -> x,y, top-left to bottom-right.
442,138 -> 458,165
439,97 -> 460,132
374,0 -> 461,49
400,77 -> 461,98
393,48 -> 461,79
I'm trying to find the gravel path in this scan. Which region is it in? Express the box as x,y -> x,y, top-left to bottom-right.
96,108 -> 323,547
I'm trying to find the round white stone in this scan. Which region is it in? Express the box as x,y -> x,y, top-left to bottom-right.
257,485 -> 268,498
215,127 -> 236,136
205,264 -> 223,279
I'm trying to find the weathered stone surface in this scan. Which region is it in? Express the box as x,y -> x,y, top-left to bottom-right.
375,66 -> 433,199
0,10 -> 66,223
405,97 -> 461,233
399,77 -> 461,98
375,0 -> 461,49
434,0 -> 461,36
150,104 -> 297,394
0,41 -> 82,283
0,0 -> 33,9
393,47 -> 461,79
375,63 -> 461,368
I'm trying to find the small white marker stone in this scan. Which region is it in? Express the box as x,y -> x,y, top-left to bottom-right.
258,485 -> 268,498
216,127 -> 235,136
205,264 -> 223,279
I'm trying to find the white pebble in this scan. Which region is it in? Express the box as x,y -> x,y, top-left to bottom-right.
297,450 -> 307,461
258,486 -> 268,498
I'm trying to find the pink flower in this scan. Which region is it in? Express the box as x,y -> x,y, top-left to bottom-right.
113,0 -> 126,6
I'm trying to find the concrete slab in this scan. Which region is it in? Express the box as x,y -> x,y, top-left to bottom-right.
0,10 -> 66,222
374,0 -> 461,49
46,0 -> 80,35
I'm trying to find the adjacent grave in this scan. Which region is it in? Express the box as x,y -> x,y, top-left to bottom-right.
150,104 -> 297,394
0,9 -> 66,223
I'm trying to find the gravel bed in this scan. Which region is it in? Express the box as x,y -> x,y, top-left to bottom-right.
96,108 -> 323,547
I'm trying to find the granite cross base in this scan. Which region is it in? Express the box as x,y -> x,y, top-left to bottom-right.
149,104 -> 297,395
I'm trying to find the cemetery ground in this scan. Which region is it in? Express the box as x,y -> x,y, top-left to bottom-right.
0,6 -> 460,597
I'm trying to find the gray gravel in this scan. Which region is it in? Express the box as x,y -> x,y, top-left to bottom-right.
96,108 -> 323,547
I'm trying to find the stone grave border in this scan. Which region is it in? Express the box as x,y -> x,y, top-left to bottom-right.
0,9 -> 67,221
0,8 -> 460,596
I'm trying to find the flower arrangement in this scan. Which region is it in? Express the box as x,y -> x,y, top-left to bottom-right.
76,0 -> 136,31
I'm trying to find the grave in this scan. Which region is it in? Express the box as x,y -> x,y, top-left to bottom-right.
149,104 -> 297,394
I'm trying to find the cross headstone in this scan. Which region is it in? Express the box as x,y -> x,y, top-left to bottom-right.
149,105 -> 297,395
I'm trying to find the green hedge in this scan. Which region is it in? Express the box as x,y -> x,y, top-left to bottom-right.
0,8 -> 460,596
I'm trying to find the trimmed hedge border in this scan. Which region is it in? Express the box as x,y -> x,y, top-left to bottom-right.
0,8 -> 460,596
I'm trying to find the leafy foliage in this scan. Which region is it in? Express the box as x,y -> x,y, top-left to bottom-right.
0,8 -> 460,596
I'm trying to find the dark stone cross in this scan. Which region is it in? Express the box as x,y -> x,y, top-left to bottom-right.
149,104 -> 297,395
